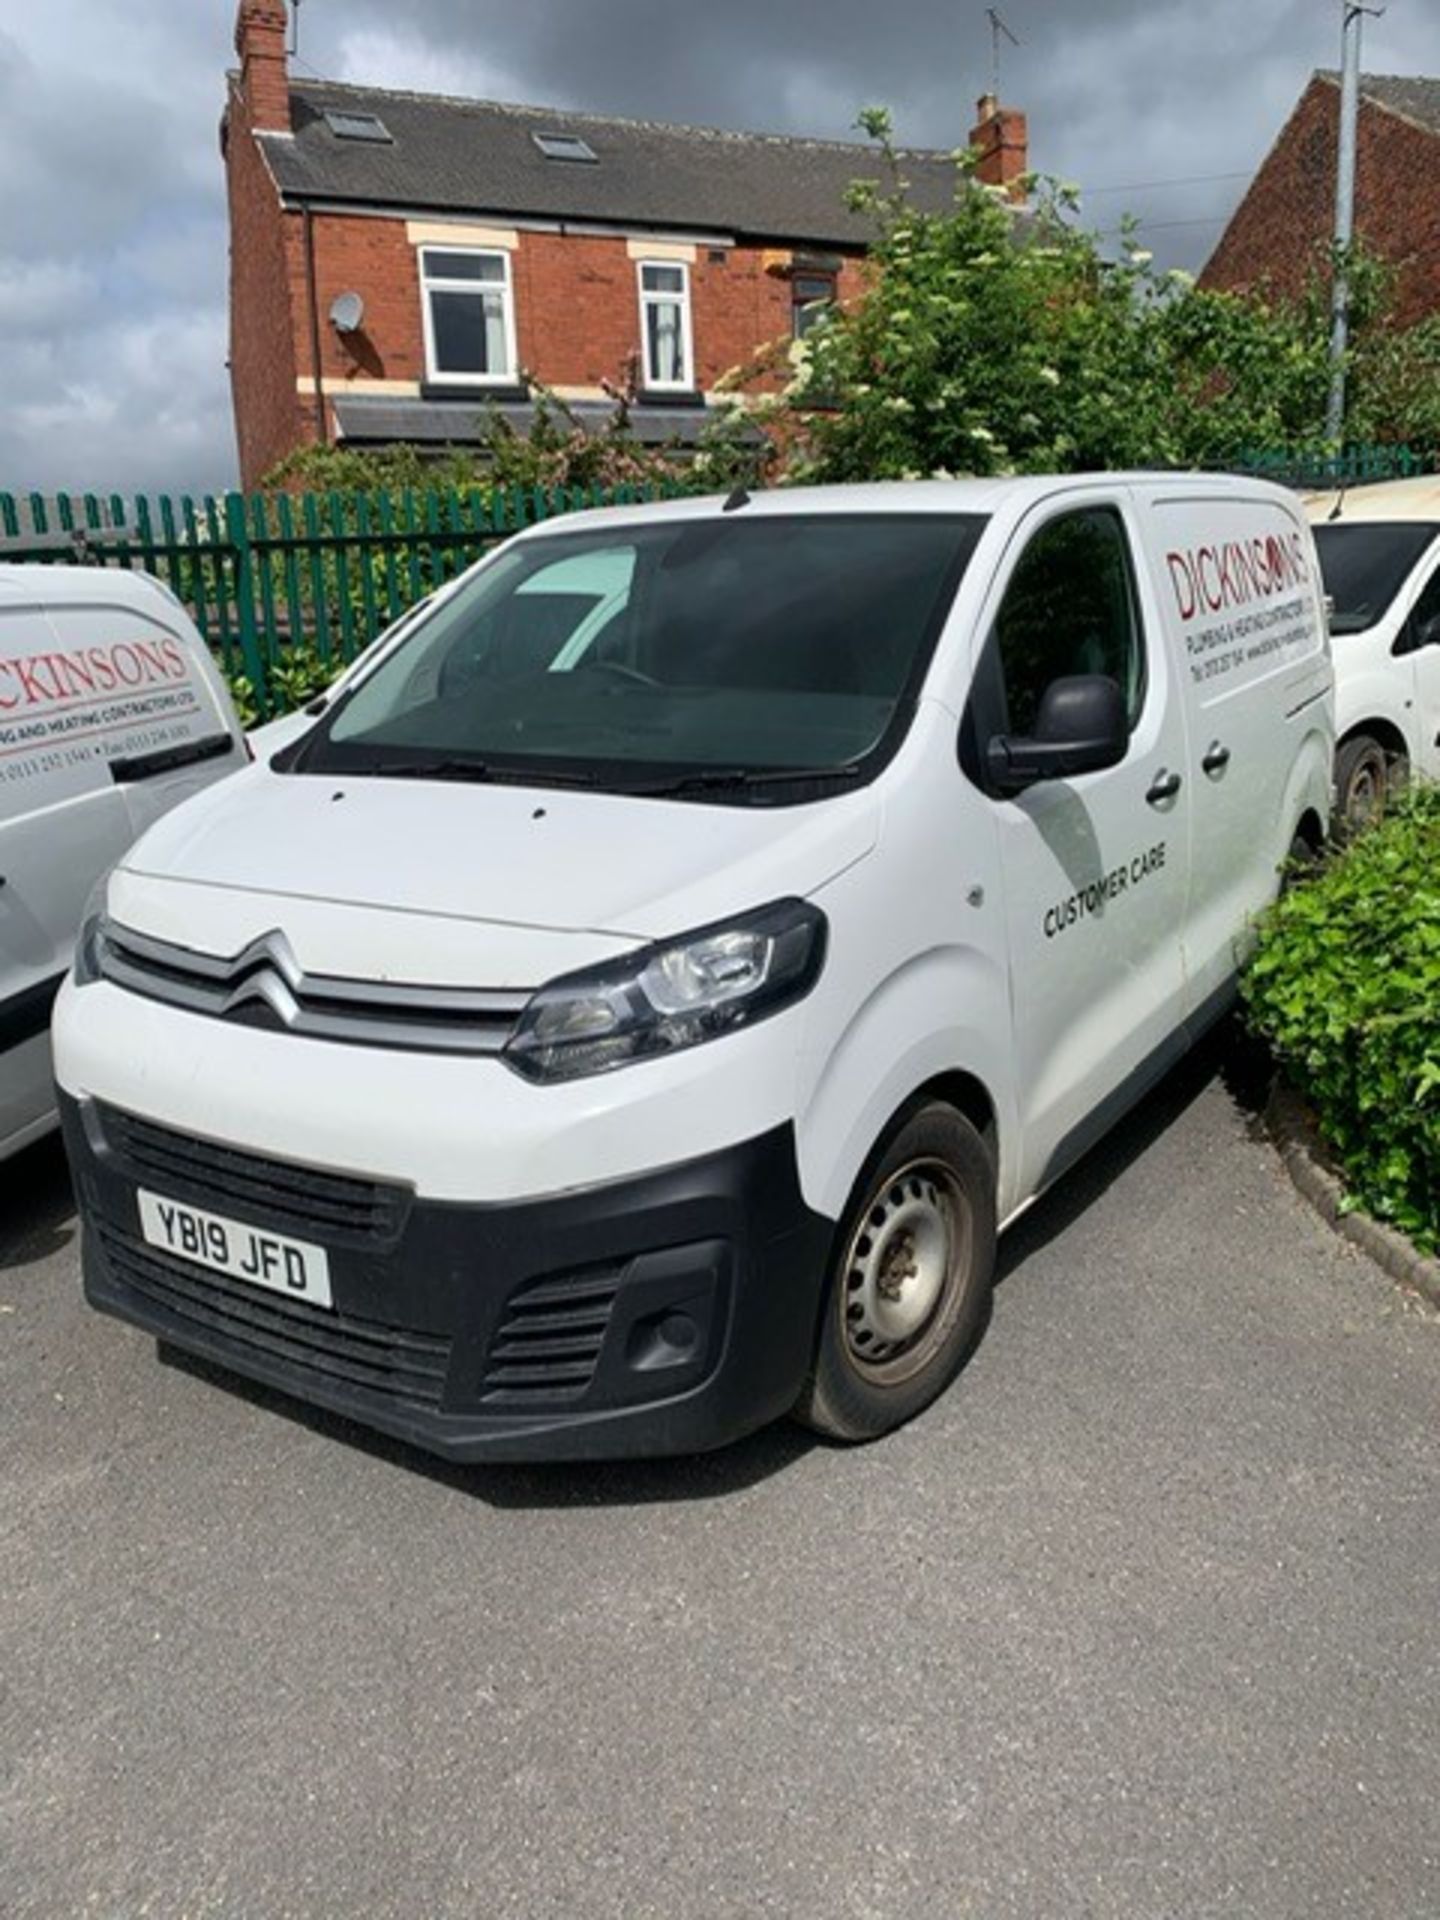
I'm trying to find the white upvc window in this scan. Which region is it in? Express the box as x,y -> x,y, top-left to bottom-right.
419,246 -> 517,386
637,260 -> 694,391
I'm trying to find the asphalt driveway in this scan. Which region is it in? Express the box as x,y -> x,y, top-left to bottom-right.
3,1028 -> 1438,1919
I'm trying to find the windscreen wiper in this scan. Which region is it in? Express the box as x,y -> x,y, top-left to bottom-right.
345,757 -> 609,792
347,757 -> 495,782
624,763 -> 866,797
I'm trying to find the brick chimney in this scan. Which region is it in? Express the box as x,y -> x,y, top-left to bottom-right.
969,93 -> 1028,198
235,0 -> 291,133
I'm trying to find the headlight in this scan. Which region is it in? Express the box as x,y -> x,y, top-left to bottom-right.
71,876 -> 114,987
504,898 -> 827,1083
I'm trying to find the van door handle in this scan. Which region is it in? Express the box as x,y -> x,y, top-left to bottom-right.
1146,769 -> 1182,806
1202,742 -> 1231,775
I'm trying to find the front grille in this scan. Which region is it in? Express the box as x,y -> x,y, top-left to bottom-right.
96,1223 -> 452,1409
98,919 -> 529,1056
480,1266 -> 622,1404
99,1104 -> 410,1249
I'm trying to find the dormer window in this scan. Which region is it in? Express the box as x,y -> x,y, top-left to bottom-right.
532,131 -> 598,163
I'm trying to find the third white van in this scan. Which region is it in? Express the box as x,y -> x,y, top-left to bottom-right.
53,477 -> 1332,1458
1305,476 -> 1440,829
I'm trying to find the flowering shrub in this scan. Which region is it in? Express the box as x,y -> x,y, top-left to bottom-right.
737,108 -> 1437,483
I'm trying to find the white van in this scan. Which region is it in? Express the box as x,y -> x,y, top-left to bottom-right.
0,566 -> 246,1161
1305,476 -> 1440,828
52,478 -> 1332,1459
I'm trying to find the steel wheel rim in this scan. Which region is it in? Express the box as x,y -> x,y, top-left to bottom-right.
840,1157 -> 972,1385
1347,752 -> 1387,829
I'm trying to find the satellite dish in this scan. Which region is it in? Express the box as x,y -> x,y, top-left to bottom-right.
329,291 -> 365,335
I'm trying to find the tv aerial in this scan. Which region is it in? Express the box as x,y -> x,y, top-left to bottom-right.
985,7 -> 1020,96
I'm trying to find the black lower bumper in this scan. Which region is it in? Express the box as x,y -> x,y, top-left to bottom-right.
59,1093 -> 834,1462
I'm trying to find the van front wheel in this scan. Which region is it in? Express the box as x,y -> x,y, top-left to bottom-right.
792,1103 -> 997,1442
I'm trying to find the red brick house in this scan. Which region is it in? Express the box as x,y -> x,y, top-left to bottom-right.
224,0 -> 1027,488
1201,71 -> 1440,327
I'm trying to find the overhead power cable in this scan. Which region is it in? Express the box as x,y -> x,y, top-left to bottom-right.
1081,169 -> 1252,197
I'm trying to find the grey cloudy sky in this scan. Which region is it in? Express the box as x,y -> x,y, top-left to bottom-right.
0,0 -> 1433,496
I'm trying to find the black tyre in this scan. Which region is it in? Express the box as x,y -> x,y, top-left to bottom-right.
791,1102 -> 997,1442
1281,827 -> 1321,893
1335,733 -> 1405,838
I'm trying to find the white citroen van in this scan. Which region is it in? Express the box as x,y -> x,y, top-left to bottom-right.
1304,477 -> 1440,829
1,566 -> 246,1162
53,478 -> 1332,1460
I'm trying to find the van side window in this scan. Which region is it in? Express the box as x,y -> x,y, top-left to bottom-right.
993,508 -> 1146,735
1406,561 -> 1440,650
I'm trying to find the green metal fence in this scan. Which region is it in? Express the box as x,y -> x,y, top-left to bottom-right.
1236,442 -> 1435,491
0,482 -> 684,716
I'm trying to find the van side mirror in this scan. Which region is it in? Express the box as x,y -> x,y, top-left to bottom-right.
986,674 -> 1129,795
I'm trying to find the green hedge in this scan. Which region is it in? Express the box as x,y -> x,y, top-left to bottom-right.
1242,789 -> 1440,1252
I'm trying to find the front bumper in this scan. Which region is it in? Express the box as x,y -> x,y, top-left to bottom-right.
60,1093 -> 833,1462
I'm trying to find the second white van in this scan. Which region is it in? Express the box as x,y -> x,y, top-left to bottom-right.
53,477 -> 1332,1458
1,565 -> 246,1162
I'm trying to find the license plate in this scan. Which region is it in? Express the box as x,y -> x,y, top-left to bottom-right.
137,1190 -> 333,1309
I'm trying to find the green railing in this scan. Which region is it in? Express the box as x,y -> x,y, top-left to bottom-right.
1235,443 -> 1436,491
0,482 -> 685,716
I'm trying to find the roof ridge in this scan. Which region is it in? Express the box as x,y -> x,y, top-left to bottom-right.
1316,67 -> 1440,82
286,76 -> 952,159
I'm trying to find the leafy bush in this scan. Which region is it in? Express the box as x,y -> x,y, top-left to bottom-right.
226,643 -> 340,729
1242,789 -> 1440,1251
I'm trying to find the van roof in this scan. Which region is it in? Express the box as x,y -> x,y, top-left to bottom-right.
0,564 -> 175,606
1303,475 -> 1440,524
512,471 -> 1296,538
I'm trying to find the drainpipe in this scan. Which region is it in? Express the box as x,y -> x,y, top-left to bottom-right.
301,201 -> 329,447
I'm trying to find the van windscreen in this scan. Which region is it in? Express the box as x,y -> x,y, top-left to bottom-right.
1312,521 -> 1438,633
293,513 -> 986,798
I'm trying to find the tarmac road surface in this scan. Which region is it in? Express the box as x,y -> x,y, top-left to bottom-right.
3,1029 -> 1437,1918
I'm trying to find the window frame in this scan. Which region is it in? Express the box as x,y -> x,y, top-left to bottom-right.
418,244 -> 519,389
1398,539 -> 1440,655
636,259 -> 695,393
961,502 -> 1150,794
791,272 -> 837,340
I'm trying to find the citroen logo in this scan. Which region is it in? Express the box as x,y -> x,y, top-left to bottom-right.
219,930 -> 307,1028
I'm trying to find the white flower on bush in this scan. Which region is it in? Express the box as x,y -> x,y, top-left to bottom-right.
1036,365 -> 1061,386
